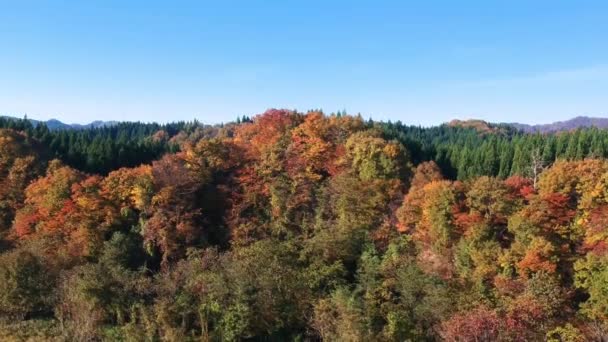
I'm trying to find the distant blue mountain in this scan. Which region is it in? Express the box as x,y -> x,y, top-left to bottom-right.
1,116 -> 118,130
505,116 -> 608,133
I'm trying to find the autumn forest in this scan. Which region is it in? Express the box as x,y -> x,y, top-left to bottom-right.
1,110 -> 608,341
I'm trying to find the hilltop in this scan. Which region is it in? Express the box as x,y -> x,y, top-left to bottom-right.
505,116 -> 608,133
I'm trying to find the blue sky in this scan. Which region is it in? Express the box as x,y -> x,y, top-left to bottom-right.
1,1 -> 607,125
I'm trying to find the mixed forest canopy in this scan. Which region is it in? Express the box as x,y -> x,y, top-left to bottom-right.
0,109 -> 608,340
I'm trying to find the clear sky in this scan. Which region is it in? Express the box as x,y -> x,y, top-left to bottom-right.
1,1 -> 607,125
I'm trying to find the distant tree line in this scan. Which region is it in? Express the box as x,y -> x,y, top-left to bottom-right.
380,120 -> 608,180
0,117 -> 207,174
3,115 -> 608,180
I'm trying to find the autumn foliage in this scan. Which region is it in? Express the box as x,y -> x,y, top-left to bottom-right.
0,110 -> 607,340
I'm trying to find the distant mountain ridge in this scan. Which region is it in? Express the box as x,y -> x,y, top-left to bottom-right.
447,116 -> 608,133
1,116 -> 118,130
505,116 -> 608,133
3,114 -> 608,133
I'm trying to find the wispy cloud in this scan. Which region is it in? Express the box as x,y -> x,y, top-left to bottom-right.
447,45 -> 502,58
538,65 -> 608,82
457,64 -> 608,88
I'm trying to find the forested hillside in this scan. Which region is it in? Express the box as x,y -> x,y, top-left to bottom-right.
1,109 -> 608,341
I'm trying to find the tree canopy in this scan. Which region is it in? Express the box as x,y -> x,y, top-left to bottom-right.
0,110 -> 607,340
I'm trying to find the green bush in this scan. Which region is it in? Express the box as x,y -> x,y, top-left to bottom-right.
0,250 -> 53,319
